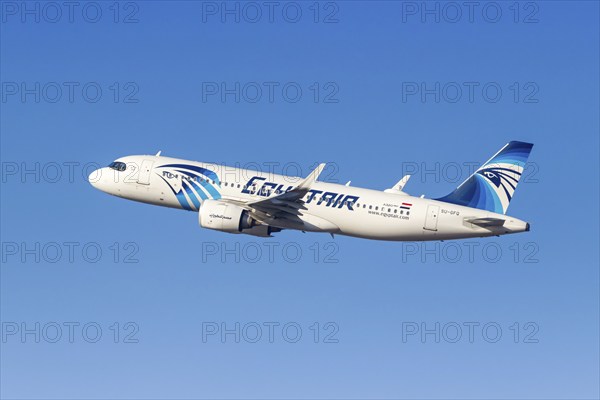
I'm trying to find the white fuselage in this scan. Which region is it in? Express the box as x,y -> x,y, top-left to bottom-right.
89,155 -> 529,241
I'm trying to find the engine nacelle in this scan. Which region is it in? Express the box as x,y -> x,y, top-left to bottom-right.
199,199 -> 255,233
240,225 -> 281,237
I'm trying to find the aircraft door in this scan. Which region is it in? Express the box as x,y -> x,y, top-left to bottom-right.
138,159 -> 154,185
424,205 -> 439,231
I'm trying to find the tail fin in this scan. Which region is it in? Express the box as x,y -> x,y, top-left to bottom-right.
436,141 -> 534,214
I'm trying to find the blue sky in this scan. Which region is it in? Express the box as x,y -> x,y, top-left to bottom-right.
1,1 -> 598,399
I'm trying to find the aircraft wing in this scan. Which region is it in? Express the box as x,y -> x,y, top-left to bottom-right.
245,163 -> 326,219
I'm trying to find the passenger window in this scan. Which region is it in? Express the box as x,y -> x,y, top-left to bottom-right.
394,209 -> 397,213
369,205 -> 372,210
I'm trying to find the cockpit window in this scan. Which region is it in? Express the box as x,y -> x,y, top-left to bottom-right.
108,161 -> 127,172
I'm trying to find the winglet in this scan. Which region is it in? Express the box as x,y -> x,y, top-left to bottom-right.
297,163 -> 326,190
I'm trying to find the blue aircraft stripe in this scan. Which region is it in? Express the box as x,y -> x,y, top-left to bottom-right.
182,181 -> 201,209
187,180 -> 209,201
158,175 -> 192,210
175,170 -> 221,199
162,163 -> 220,184
198,179 -> 221,199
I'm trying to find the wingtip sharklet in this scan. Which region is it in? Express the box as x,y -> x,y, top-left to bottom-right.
298,163 -> 326,189
313,163 -> 326,179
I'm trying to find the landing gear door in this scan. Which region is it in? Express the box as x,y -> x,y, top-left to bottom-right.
138,159 -> 154,185
424,205 -> 439,231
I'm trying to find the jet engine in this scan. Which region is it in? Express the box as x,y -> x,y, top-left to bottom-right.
199,199 -> 255,233
199,200 -> 281,237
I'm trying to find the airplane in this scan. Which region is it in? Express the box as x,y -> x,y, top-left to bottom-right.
88,141 -> 533,241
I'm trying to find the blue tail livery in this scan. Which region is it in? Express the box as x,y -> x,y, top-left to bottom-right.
436,141 -> 534,214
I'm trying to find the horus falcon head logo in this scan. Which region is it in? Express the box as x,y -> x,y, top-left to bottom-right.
477,166 -> 522,201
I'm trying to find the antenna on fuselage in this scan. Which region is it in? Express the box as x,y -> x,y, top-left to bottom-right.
155,150 -> 162,156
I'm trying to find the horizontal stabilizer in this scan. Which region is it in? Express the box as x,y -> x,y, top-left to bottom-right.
465,217 -> 506,227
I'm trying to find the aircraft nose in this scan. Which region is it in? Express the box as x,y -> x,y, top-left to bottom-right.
88,167 -> 111,192
88,169 -> 101,188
